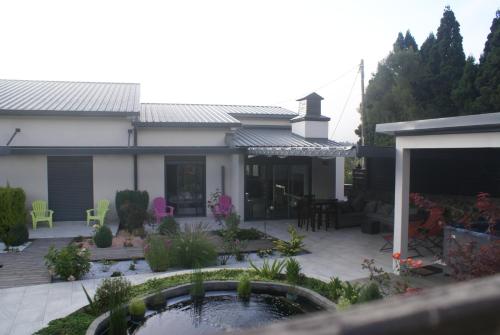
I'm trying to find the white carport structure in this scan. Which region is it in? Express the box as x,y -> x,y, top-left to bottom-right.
376,112 -> 500,270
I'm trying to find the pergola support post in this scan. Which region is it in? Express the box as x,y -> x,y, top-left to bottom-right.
393,147 -> 410,273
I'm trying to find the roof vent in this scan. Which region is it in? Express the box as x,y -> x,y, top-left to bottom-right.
297,92 -> 324,117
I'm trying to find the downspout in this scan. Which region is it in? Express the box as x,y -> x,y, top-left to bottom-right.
133,126 -> 138,191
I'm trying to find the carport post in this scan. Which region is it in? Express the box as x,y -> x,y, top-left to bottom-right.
393,147 -> 410,273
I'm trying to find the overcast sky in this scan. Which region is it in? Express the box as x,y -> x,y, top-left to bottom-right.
0,0 -> 497,142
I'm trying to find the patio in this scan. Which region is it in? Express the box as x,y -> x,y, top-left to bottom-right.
28,221 -> 119,239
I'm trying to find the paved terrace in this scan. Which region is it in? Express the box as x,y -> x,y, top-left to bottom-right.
0,219 -> 443,335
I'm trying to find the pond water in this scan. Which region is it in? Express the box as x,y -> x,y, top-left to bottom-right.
131,291 -> 321,335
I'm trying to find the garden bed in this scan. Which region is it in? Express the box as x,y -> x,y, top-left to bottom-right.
34,269 -> 340,335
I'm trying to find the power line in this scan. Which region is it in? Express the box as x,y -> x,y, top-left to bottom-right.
271,64 -> 358,105
330,68 -> 360,139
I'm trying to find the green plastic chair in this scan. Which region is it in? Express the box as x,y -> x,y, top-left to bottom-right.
31,200 -> 54,229
86,199 -> 110,226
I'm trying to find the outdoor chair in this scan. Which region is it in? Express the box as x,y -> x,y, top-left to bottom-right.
31,200 -> 54,229
212,194 -> 233,219
86,199 -> 110,226
380,207 -> 444,257
153,197 -> 175,225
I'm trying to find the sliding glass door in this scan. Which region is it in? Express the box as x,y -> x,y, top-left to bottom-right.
165,156 -> 206,217
244,157 -> 311,220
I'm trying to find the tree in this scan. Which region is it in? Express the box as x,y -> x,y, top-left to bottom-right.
431,6 -> 466,117
404,30 -> 418,51
474,10 -> 500,114
452,56 -> 479,115
393,32 -> 406,52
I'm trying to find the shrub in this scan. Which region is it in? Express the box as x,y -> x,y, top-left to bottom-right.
144,235 -> 171,272
342,281 -> 361,304
3,222 -> 29,247
249,258 -> 286,280
286,258 -> 301,285
158,217 -> 179,236
109,305 -> 127,335
235,228 -> 262,240
128,298 -> 146,320
274,225 -> 305,256
224,212 -> 240,233
190,268 -> 205,301
237,274 -> 251,300
94,277 -> 132,312
171,224 -> 217,268
357,282 -> 383,303
115,190 -> 149,226
93,225 -> 113,248
119,203 -> 147,233
45,245 -> 91,280
0,186 -> 26,244
326,277 -> 344,302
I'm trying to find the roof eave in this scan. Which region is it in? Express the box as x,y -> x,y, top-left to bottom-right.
134,122 -> 241,128
0,110 -> 140,117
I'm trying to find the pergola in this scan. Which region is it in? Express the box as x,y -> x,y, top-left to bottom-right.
376,112 -> 500,270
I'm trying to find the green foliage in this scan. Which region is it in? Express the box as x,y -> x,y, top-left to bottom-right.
3,222 -> 29,247
190,268 -> 205,300
234,228 -> 262,240
93,225 -> 113,248
336,296 -> 352,311
119,203 -> 147,233
33,311 -> 95,335
171,224 -> 217,268
94,277 -> 132,313
223,212 -> 240,232
326,277 -> 344,302
274,225 -> 305,256
286,258 -> 301,285
0,186 -> 26,244
82,285 -> 99,316
360,7 -> 500,145
115,190 -> 149,228
144,234 -> 171,272
237,274 -> 252,300
128,298 -> 146,318
109,305 -> 127,335
249,258 -> 286,280
158,216 -> 179,236
44,245 -> 90,280
358,282 -> 383,303
341,281 -> 361,304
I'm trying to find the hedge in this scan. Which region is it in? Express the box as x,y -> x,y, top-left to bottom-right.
0,186 -> 26,241
115,190 -> 149,225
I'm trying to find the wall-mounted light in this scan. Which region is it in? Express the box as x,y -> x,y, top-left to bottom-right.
6,128 -> 21,146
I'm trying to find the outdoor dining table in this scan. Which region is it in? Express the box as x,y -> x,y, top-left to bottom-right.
298,198 -> 339,232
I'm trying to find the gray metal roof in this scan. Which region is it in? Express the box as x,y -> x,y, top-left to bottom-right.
233,127 -> 340,147
0,79 -> 140,116
225,105 -> 297,118
376,112 -> 500,136
138,103 -> 241,127
232,127 -> 353,157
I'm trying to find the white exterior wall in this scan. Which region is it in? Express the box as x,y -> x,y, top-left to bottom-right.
311,158 -> 334,199
137,155 -> 165,203
291,120 -> 329,138
138,128 -> 228,147
0,155 -> 47,205
92,155 -> 134,220
0,116 -> 132,146
229,153 -> 245,216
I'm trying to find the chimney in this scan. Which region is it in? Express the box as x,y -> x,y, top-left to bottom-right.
291,92 -> 330,139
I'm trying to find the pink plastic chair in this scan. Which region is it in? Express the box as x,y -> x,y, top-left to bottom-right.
213,195 -> 233,218
153,197 -> 174,224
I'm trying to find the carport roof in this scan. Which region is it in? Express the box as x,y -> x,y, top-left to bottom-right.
376,112 -> 500,136
0,79 -> 140,116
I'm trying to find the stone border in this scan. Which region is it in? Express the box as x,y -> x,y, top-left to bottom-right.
86,280 -> 336,335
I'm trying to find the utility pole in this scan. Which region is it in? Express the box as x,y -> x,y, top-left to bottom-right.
360,59 -> 365,147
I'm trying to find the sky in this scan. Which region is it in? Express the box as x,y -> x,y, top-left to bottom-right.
0,0 -> 498,142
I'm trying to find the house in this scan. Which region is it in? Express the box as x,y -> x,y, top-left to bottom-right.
0,79 -> 353,221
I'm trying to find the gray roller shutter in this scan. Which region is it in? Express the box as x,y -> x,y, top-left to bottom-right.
47,156 -> 93,221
